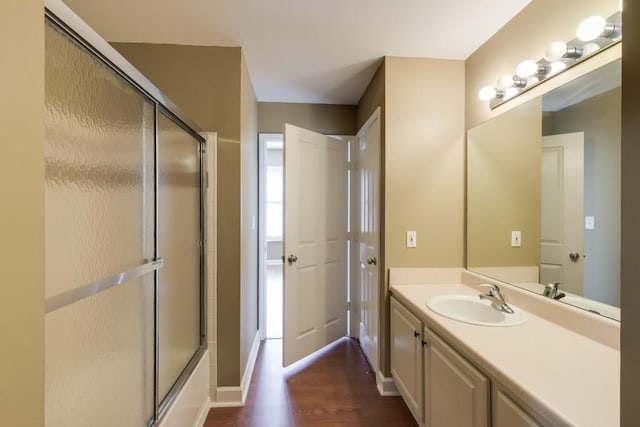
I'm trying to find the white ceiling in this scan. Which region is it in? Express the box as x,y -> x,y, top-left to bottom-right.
63,0 -> 531,105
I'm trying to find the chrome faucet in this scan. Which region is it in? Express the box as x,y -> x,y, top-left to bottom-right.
543,282 -> 566,300
479,284 -> 515,314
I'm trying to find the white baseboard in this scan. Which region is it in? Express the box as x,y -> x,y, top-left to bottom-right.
211,331 -> 261,407
211,387 -> 243,407
241,331 -> 261,403
376,371 -> 400,396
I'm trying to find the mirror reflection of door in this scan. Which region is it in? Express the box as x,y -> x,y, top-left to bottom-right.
540,132 -> 584,295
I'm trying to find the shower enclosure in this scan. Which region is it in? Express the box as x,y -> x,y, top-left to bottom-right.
44,4 -> 206,426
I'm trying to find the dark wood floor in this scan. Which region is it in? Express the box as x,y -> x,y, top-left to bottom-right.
204,338 -> 417,427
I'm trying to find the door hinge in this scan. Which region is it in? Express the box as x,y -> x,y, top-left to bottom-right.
347,301 -> 351,310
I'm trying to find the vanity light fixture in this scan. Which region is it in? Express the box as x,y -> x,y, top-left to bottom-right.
544,41 -> 583,62
478,86 -> 502,102
477,10 -> 621,107
516,60 -> 549,78
577,15 -> 621,41
549,61 -> 567,75
497,74 -> 527,90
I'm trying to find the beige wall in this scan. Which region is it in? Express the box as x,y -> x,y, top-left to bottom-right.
112,43 -> 241,139
258,102 -> 356,135
621,0 -> 640,424
240,54 -> 259,377
465,0 -> 619,130
381,57 -> 466,374
357,60 -> 385,131
384,57 -> 466,269
467,98 -> 541,268
112,43 -> 252,388
1,1 -> 44,425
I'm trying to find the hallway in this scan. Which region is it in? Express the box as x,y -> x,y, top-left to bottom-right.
205,338 -> 417,427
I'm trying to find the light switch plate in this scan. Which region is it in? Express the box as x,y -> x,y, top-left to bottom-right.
407,231 -> 417,248
585,216 -> 595,230
511,231 -> 521,247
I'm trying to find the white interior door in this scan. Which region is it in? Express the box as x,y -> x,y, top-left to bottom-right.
356,109 -> 381,375
541,132 -> 584,294
283,124 -> 348,367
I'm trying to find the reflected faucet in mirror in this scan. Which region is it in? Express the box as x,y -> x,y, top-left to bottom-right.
543,283 -> 566,300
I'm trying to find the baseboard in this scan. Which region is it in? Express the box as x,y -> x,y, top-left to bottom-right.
241,331 -> 261,403
376,371 -> 400,396
211,387 -> 243,407
211,331 -> 261,408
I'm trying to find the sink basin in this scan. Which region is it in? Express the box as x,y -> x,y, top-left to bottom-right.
426,295 -> 527,327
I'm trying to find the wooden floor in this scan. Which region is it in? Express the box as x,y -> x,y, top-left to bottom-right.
204,338 -> 417,427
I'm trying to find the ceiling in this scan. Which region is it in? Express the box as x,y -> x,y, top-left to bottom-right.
63,0 -> 531,105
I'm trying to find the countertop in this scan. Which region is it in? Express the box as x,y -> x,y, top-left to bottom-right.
391,283 -> 620,427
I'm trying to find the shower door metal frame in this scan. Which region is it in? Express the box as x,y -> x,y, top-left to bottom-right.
44,1 -> 208,425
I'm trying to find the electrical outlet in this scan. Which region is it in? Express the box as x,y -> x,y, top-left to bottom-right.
511,231 -> 522,247
407,231 -> 417,248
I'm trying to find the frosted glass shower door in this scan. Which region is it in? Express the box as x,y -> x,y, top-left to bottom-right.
157,112 -> 203,402
44,21 -> 155,427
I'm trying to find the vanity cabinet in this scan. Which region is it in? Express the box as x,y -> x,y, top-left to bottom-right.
391,296 -> 544,427
493,387 -> 542,427
390,297 -> 424,423
423,327 -> 489,427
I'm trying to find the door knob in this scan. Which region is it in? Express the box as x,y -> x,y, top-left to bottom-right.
569,252 -> 580,262
287,254 -> 298,264
367,257 -> 377,266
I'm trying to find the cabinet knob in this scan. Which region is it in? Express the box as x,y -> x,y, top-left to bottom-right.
414,331 -> 420,337
421,339 -> 428,347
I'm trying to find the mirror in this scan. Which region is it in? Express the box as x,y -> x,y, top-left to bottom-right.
466,58 -> 621,320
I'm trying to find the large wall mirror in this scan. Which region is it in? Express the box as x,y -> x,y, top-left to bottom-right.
467,56 -> 621,321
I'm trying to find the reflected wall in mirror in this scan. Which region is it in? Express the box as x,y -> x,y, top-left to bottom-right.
466,58 -> 621,321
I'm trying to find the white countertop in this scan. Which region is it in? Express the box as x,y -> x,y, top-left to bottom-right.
391,283 -> 620,427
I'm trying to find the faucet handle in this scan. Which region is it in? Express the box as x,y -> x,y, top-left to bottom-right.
479,283 -> 500,295
543,282 -> 561,298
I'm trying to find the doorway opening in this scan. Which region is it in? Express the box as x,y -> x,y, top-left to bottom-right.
259,134 -> 284,339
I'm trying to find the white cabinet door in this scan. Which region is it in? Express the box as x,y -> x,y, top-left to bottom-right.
424,328 -> 489,427
494,388 -> 542,427
390,297 -> 424,424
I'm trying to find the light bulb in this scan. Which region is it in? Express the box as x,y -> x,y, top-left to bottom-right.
544,41 -> 568,61
526,76 -> 539,86
549,61 -> 566,75
582,42 -> 600,56
504,87 -> 519,99
516,60 -> 538,78
577,16 -> 607,41
497,75 -> 514,90
478,86 -> 497,101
